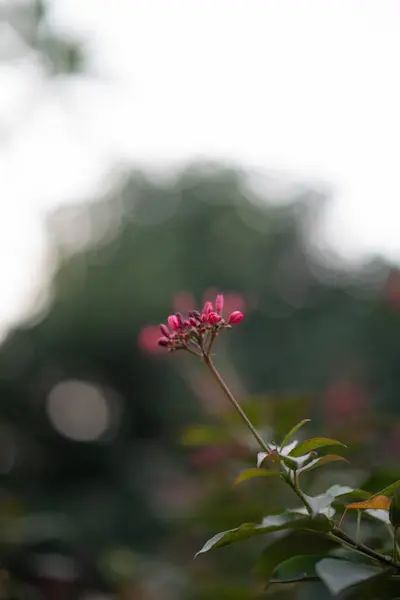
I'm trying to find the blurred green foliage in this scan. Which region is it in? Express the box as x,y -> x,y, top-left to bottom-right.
1,5 -> 400,596
0,0 -> 85,75
0,163 -> 398,597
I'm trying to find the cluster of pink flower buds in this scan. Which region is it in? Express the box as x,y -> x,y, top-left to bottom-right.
158,293 -> 244,353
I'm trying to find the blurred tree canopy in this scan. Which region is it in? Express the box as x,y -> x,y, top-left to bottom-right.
0,0 -> 85,75
2,3 -> 400,598
0,163 -> 399,598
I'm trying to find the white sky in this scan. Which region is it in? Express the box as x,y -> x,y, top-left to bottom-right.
1,0 -> 400,336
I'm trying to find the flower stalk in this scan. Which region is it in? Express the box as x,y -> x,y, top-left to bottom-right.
156,291 -> 400,575
203,354 -> 271,456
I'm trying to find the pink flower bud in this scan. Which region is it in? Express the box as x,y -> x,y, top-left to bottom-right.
202,301 -> 213,317
158,337 -> 170,347
175,312 -> 183,327
168,314 -> 180,330
183,319 -> 191,327
160,324 -> 170,337
189,310 -> 201,320
207,311 -> 221,326
228,310 -> 244,324
189,317 -> 198,327
215,293 -> 224,314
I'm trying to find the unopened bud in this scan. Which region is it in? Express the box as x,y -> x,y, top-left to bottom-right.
228,311 -> 244,325
158,337 -> 169,347
189,310 -> 201,320
202,301 -> 213,317
160,324 -> 170,337
168,315 -> 180,330
189,317 -> 198,327
207,311 -> 221,326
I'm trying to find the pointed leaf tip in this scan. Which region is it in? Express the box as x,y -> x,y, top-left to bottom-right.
270,554 -> 323,585
280,419 -> 311,451
290,437 -> 346,457
370,479 -> 400,499
234,468 -> 278,486
299,454 -> 347,475
346,495 -> 391,511
195,512 -> 333,557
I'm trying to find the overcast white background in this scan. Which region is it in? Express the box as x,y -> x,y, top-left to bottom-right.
0,0 -> 400,338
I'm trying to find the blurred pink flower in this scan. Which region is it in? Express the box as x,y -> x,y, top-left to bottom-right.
138,326 -> 166,354
203,287 -> 218,303
386,270 -> 400,309
190,441 -> 247,469
215,294 -> 224,314
384,425 -> 400,458
324,380 -> 370,424
190,446 -> 229,469
173,292 -> 196,313
224,292 -> 246,314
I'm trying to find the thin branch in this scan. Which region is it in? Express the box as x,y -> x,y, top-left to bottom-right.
331,527 -> 400,571
284,473 -> 313,516
203,355 -> 271,455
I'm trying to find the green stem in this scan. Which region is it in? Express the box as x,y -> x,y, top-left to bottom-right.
206,330 -> 217,355
386,524 -> 400,560
284,473 -> 313,516
203,355 -> 315,516
356,510 -> 361,545
331,527 -> 400,571
201,351 -> 400,571
203,355 -> 271,455
184,346 -> 201,357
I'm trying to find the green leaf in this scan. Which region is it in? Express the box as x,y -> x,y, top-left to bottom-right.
255,530 -> 338,584
234,468 -> 278,486
273,395 -> 311,435
280,419 -> 310,451
330,488 -> 370,503
195,512 -> 333,557
290,438 -> 346,457
371,479 -> 400,499
315,558 -> 384,596
270,554 -> 323,584
298,455 -> 347,475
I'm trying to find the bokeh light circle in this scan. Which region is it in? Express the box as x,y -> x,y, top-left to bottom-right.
47,380 -> 111,442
